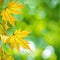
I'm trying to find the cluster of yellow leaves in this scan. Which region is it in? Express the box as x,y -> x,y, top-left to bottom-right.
0,30 -> 31,52
1,1 -> 23,29
0,1 -> 31,53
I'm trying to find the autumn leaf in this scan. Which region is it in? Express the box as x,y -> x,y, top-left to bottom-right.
6,30 -> 31,51
1,1 -> 23,28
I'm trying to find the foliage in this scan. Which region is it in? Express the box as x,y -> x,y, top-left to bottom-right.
0,0 -> 60,60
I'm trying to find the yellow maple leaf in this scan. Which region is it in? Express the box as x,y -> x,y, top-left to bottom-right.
1,1 -> 23,27
6,30 -> 31,51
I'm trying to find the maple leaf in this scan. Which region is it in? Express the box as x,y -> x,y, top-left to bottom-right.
6,30 -> 31,51
1,1 -> 23,28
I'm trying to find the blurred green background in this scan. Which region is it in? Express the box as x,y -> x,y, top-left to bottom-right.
0,0 -> 60,60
